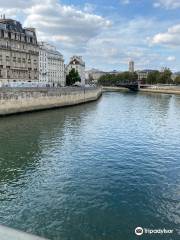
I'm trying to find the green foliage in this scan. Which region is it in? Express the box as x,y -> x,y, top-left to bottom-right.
158,69 -> 173,84
146,71 -> 159,84
174,76 -> 180,85
66,68 -> 81,86
146,69 -> 173,84
98,72 -> 138,86
98,69 -> 174,86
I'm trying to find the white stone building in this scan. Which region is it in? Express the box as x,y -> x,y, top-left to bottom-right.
66,56 -> 85,85
39,42 -> 65,86
129,60 -> 134,73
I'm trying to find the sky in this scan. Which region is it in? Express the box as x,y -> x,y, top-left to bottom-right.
0,0 -> 179,72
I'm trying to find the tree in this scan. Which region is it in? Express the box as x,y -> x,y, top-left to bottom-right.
98,71 -> 138,86
158,69 -> 172,84
174,76 -> 180,85
145,69 -> 173,85
98,74 -> 116,86
97,69 -> 174,86
147,71 -> 160,84
66,69 -> 81,86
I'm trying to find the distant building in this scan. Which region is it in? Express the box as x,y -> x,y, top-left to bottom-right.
129,60 -> 134,73
108,70 -> 120,75
137,71 -> 148,81
172,72 -> 180,81
137,69 -> 156,81
66,56 -> 85,85
39,42 -> 65,86
160,67 -> 170,73
0,17 -> 39,84
85,69 -> 106,82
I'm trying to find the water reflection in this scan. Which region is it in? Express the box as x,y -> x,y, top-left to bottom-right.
0,103 -> 98,184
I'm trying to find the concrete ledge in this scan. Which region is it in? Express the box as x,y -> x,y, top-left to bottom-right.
102,86 -> 129,92
103,86 -> 180,95
0,225 -> 48,240
140,88 -> 180,95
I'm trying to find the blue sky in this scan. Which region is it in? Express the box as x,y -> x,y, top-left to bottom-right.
0,0 -> 179,71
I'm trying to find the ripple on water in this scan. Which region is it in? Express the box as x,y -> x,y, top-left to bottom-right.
0,92 -> 179,240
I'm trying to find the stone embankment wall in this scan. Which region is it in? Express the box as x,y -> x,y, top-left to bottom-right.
0,87 -> 102,116
0,225 -> 47,240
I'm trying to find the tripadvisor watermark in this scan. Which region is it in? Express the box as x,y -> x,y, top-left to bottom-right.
135,227 -> 174,236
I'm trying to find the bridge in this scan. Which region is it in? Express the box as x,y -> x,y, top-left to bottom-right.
116,80 -> 140,91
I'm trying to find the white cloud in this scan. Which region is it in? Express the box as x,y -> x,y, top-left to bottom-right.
24,1 -> 111,43
0,0 -> 179,71
167,56 -> 176,61
0,0 -> 30,8
153,0 -> 180,9
152,24 -> 180,46
0,0 -> 111,54
85,18 -> 169,70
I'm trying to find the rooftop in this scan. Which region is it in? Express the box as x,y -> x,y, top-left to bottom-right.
69,56 -> 85,66
39,41 -> 63,58
0,17 -> 36,36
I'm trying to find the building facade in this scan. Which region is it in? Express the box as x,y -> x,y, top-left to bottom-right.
137,71 -> 148,81
137,70 -> 156,81
39,42 -> 65,86
39,42 -> 48,83
129,60 -> 134,73
0,17 -> 39,84
66,56 -> 85,85
85,69 -> 106,83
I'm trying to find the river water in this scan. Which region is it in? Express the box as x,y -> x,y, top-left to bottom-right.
0,92 -> 179,240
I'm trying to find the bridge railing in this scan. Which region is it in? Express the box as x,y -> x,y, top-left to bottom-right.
115,80 -> 140,91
